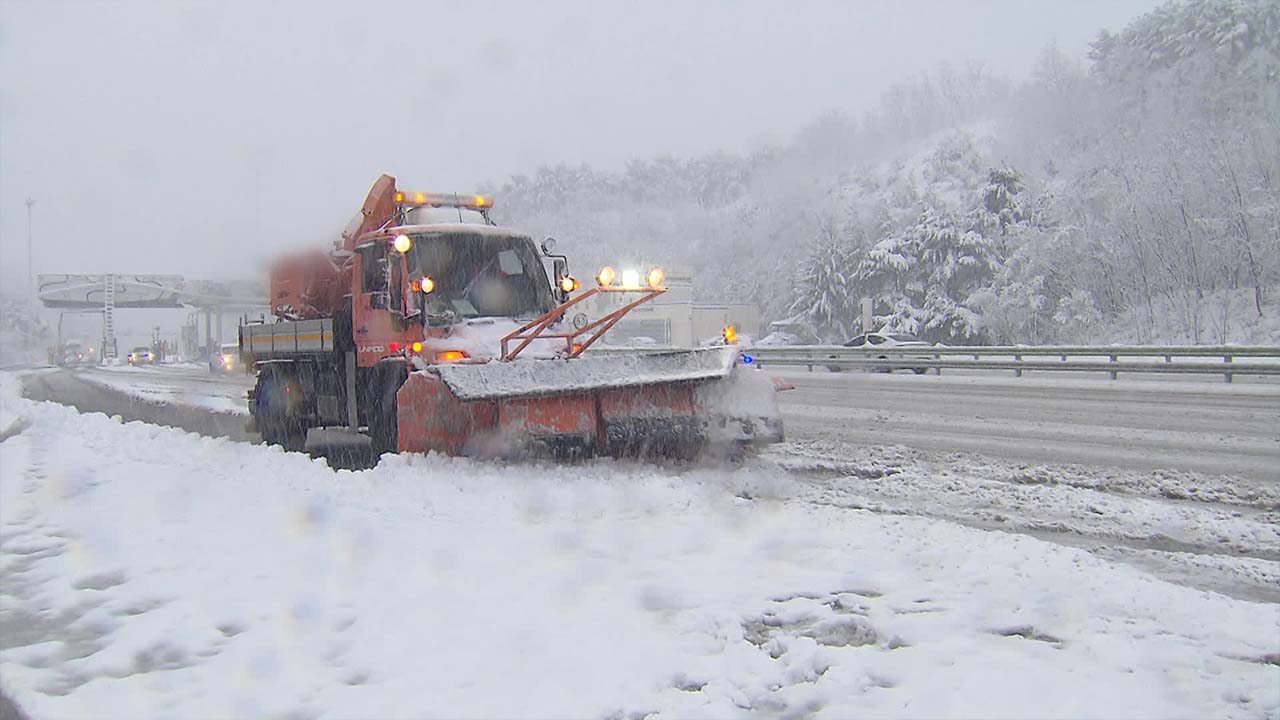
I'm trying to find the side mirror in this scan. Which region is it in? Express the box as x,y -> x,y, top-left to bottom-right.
389,256 -> 403,317
552,258 -> 570,303
398,254 -> 421,320
425,301 -> 456,327
541,239 -> 572,304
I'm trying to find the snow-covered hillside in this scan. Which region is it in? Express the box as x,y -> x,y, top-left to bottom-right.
491,0 -> 1279,347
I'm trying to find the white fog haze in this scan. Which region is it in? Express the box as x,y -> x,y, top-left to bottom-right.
3,0 -> 1160,281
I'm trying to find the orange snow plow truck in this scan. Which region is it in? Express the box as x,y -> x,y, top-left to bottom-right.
239,174 -> 783,459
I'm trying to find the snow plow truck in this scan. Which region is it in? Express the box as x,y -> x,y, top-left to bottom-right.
239,174 -> 783,459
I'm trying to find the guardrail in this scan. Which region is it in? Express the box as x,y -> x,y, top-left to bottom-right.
745,344 -> 1280,383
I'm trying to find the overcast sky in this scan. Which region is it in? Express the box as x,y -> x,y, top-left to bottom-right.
1,0 -> 1163,289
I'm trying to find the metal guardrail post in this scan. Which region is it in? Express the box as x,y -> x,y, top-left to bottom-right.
1109,354 -> 1118,380
1015,354 -> 1022,377
935,353 -> 942,376
1224,355 -> 1232,384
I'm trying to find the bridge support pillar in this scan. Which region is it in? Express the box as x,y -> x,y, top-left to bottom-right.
102,274 -> 117,359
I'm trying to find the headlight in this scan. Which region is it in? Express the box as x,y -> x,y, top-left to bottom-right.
393,234 -> 413,253
647,267 -> 664,289
596,266 -> 616,286
559,276 -> 579,293
620,269 -> 640,288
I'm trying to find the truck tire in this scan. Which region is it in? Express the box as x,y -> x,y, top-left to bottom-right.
252,373 -> 278,445
369,364 -> 407,455
255,369 -> 306,452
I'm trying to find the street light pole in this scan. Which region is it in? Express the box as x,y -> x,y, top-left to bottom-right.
25,197 -> 34,300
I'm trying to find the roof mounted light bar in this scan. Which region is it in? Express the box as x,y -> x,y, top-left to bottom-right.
394,191 -> 494,211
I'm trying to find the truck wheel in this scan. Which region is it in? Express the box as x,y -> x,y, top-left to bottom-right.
276,418 -> 306,452
369,366 -> 407,454
256,370 -> 306,452
253,373 -> 278,444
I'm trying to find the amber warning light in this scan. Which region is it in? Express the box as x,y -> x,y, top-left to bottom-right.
395,191 -> 494,211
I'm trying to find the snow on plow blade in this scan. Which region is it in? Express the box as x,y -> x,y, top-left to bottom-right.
396,346 -> 784,459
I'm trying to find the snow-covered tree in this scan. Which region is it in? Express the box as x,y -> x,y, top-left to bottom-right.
485,0 -> 1280,345
789,219 -> 858,340
856,202 -> 1000,343
0,295 -> 51,366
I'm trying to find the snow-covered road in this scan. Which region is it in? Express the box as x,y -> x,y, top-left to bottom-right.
770,369 -> 1280,604
16,363 -> 1280,601
54,362 -> 1280,480
774,368 -> 1280,480
74,363 -> 252,417
1,370 -> 1277,719
22,368 -> 256,445
777,441 -> 1280,603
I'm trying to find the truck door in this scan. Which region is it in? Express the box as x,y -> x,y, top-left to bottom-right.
352,245 -> 399,366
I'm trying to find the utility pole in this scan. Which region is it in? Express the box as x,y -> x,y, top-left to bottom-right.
25,197 -> 35,300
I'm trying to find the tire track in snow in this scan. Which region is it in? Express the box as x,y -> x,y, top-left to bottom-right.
769,447 -> 1280,602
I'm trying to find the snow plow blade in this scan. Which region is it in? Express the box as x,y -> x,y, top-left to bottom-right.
396,346 -> 784,459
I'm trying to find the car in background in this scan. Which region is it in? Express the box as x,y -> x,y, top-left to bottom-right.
829,331 -> 933,374
57,342 -> 96,366
127,346 -> 156,365
210,342 -> 243,374
756,321 -> 822,347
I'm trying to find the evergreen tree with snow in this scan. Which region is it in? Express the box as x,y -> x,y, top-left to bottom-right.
789,219 -> 858,340
856,203 -> 998,343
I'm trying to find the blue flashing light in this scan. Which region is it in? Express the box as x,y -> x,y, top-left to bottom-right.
742,354 -> 754,364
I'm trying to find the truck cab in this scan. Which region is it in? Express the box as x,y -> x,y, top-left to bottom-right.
349,223 -> 562,367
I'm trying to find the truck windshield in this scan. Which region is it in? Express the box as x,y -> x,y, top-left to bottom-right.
407,233 -> 555,319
